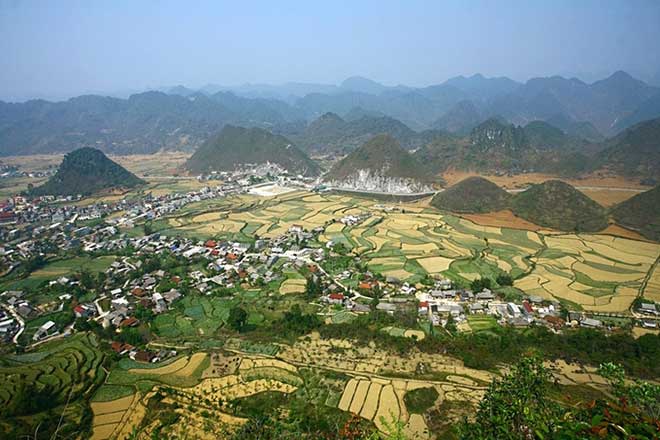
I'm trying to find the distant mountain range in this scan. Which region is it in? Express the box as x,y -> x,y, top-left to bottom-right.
3,71 -> 660,158
30,147 -> 144,196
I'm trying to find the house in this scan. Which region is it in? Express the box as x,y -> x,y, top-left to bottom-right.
376,302 -> 397,313
73,304 -> 95,319
580,317 -> 602,328
152,292 -> 167,313
542,315 -> 565,330
33,320 -> 57,341
133,350 -> 156,363
639,303 -> 658,315
327,293 -> 345,304
120,317 -> 140,327
418,301 -> 429,314
162,289 -> 182,304
475,290 -> 495,301
469,303 -> 484,314
507,303 -> 521,317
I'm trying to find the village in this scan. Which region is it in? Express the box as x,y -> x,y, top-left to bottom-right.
2,173 -> 658,362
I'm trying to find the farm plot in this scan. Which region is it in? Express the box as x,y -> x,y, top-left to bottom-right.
0,333 -> 106,436
279,278 -> 307,294
643,263 -> 660,303
514,234 -> 659,312
106,352 -> 210,389
336,375 -> 479,437
1,255 -> 116,291
277,333 -> 497,385
90,394 -> 137,440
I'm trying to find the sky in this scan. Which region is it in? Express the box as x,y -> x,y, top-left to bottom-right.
1,0 -> 660,101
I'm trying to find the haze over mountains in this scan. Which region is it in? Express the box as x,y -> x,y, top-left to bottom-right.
1,71 -> 659,156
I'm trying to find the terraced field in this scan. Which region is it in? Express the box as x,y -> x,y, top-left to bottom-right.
515,234 -> 659,312
0,333 -> 106,436
160,190 -> 660,312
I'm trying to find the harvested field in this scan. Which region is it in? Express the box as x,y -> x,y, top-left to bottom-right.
416,256 -> 454,273
350,380 -> 371,413
375,385 -> 400,431
441,170 -> 647,190
90,394 -> 135,415
643,264 -> 660,302
174,353 -> 208,377
279,278 -> 307,294
578,189 -> 639,207
339,378 -> 359,411
360,382 -> 383,420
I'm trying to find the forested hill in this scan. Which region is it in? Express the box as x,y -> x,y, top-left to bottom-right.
185,125 -> 320,176
30,147 -> 144,196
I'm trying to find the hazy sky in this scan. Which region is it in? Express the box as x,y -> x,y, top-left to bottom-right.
1,0 -> 660,101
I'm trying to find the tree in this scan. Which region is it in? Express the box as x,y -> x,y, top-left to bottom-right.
79,268 -> 95,289
460,356 -> 660,439
305,276 -> 322,298
143,221 -> 153,236
459,356 -> 563,440
470,277 -> 492,292
228,306 -> 248,332
599,362 -> 660,420
445,314 -> 457,334
496,273 -> 513,286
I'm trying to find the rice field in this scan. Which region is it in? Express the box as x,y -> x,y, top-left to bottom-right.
161,190 -> 659,312
515,234 -> 659,312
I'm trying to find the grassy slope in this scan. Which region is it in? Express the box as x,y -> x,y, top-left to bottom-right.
186,125 -> 320,176
511,180 -> 608,232
610,185 -> 660,241
31,147 -> 144,196
431,176 -> 511,213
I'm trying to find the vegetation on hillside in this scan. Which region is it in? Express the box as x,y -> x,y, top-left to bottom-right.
511,180 -> 608,232
460,357 -> 660,439
30,147 -> 144,196
595,117 -> 660,181
610,185 -> 660,241
325,134 -> 432,182
430,176 -> 511,213
185,125 -> 320,176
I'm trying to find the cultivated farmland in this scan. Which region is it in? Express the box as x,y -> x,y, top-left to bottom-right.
156,190 -> 659,312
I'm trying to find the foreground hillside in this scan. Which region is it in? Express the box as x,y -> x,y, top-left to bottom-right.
30,147 -> 144,196
324,134 -> 433,193
185,125 -> 320,176
611,185 -> 660,241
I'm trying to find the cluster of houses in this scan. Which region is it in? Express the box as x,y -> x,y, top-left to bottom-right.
110,340 -> 177,363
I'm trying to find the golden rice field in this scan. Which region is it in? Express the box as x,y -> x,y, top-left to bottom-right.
90,394 -> 139,440
279,278 -> 307,294
336,371 -> 484,437
163,190 -> 659,312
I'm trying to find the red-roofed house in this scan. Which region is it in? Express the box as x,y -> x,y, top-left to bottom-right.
328,293 -> 345,304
